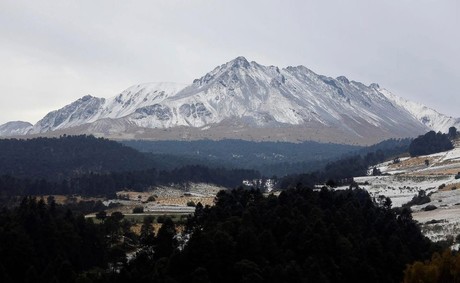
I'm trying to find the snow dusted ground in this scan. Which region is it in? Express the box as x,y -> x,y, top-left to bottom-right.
101,183 -> 226,215
354,175 -> 450,208
353,142 -> 460,242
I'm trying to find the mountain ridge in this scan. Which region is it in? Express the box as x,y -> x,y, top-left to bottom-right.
1,56 -> 458,144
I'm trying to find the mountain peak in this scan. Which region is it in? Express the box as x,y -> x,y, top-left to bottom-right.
81,94 -> 95,100
0,121 -> 33,136
3,57 -> 458,143
227,56 -> 250,69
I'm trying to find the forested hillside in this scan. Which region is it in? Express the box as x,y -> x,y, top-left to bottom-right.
0,188 -> 439,283
0,136 -> 413,198
0,197 -> 108,283
0,165 -> 259,198
122,139 -> 362,176
0,136 -> 260,198
279,138 -> 411,189
115,187 -> 438,283
0,135 -> 156,180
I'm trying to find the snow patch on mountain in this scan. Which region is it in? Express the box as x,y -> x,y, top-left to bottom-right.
30,95 -> 105,134
97,82 -> 187,120
1,57 -> 457,142
378,88 -> 460,133
0,121 -> 33,136
29,82 -> 187,134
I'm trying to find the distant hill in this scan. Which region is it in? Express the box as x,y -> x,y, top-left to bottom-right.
122,139 -> 362,176
0,135 -> 262,197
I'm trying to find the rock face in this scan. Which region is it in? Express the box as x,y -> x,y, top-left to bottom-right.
30,95 -> 106,134
1,57 -> 458,144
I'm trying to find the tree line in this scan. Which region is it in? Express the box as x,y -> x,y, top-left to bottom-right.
112,187 -> 439,283
0,135 -> 260,199
0,197 -> 108,283
2,187 -> 440,283
0,165 -> 260,199
409,127 -> 456,157
0,135 -> 156,180
10,183 -> 460,283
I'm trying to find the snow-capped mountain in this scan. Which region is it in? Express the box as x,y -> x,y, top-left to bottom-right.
1,57 -> 458,144
29,82 -> 186,134
0,121 -> 33,137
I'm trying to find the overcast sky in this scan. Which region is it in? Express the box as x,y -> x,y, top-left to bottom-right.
0,0 -> 458,125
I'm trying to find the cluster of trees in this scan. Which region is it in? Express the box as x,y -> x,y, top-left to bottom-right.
0,196 -> 189,283
403,190 -> 431,208
0,136 -> 260,199
0,135 -> 157,180
449,127 -> 458,140
112,187 -> 438,283
409,130 -> 454,157
0,197 -> 108,283
0,165 -> 259,198
403,250 -> 460,283
0,183 -> 446,282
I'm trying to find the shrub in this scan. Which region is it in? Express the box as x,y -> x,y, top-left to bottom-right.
157,215 -> 166,223
326,179 -> 337,188
403,190 -> 430,207
132,206 -> 144,214
424,205 -> 437,211
372,167 -> 382,176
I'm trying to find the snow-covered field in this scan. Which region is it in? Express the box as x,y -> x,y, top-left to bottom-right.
354,175 -> 450,208
101,183 -> 225,215
352,143 -> 460,242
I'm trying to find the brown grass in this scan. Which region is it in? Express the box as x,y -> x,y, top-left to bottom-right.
131,223 -> 185,236
155,196 -> 215,207
116,190 -> 216,207
40,195 -> 105,205
438,182 -> 460,192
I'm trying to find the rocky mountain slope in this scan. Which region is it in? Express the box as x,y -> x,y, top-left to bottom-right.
1,57 -> 458,144
0,121 -> 33,137
380,89 -> 460,133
